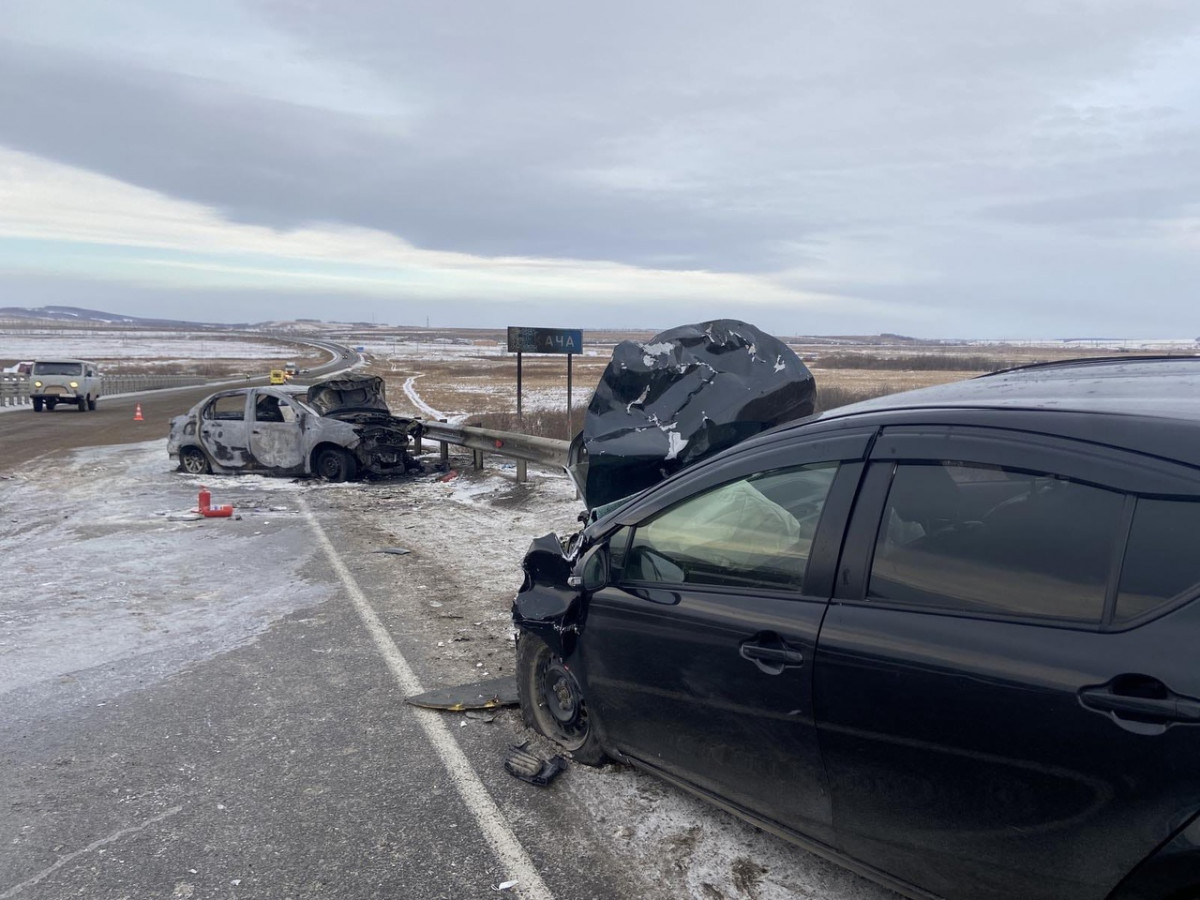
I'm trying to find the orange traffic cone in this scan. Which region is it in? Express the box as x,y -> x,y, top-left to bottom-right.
133,403 -> 144,421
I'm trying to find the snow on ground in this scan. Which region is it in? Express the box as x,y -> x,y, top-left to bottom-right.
0,440 -> 333,701
403,374 -> 447,419
0,330 -> 298,361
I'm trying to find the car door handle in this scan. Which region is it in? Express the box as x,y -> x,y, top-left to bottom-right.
742,645 -> 805,664
739,635 -> 804,675
1079,682 -> 1200,724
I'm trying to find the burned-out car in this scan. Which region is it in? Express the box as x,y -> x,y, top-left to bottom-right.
515,357 -> 1200,900
167,375 -> 423,481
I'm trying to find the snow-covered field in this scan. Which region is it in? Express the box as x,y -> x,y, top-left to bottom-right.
0,330 -> 300,362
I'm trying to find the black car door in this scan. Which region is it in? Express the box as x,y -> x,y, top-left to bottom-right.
578,431 -> 872,848
814,426 -> 1200,900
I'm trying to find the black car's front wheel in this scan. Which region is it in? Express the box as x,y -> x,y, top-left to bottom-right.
516,634 -> 607,765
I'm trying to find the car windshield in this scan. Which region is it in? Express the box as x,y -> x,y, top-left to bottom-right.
33,362 -> 83,376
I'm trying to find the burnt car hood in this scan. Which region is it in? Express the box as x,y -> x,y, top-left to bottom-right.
306,375 -> 390,416
571,319 -> 815,509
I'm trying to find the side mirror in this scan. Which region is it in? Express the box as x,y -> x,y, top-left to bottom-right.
569,544 -> 609,592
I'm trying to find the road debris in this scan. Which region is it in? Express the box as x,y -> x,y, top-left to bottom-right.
504,742 -> 568,787
404,675 -> 518,711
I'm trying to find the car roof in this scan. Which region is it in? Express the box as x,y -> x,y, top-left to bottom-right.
723,355 -> 1200,467
817,356 -> 1200,422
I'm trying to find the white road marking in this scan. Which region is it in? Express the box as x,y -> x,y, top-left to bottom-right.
0,806 -> 184,899
298,497 -> 555,900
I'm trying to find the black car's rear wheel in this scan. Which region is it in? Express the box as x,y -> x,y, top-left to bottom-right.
516,634 -> 607,765
179,447 -> 211,475
315,447 -> 357,483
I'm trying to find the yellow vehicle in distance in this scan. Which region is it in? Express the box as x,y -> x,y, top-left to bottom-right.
269,369 -> 288,385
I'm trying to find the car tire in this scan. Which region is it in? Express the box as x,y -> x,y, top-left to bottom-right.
46,399 -> 57,411
516,634 -> 607,766
32,398 -> 43,412
316,448 -> 357,483
88,397 -> 97,411
179,447 -> 211,475
77,397 -> 87,412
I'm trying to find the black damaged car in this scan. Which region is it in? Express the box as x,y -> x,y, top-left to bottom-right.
513,357 -> 1200,900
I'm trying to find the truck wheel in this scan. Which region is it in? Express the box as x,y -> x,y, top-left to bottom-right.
77,397 -> 87,412
46,399 -> 57,411
32,397 -> 43,412
88,397 -> 97,411
316,448 -> 357,483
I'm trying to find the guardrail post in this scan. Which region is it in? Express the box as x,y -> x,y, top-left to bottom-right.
517,459 -> 527,483
439,442 -> 449,466
472,449 -> 484,470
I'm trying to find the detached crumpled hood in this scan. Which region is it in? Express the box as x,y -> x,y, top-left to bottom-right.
306,374 -> 390,417
570,319 -> 816,509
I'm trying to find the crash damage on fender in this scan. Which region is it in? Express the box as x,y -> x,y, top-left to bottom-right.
513,531 -> 587,659
167,375 -> 423,481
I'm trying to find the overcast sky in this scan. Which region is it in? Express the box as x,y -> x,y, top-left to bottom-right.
3,1 -> 1200,338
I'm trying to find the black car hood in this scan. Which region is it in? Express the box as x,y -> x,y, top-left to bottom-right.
306,375 -> 390,416
571,319 -> 815,509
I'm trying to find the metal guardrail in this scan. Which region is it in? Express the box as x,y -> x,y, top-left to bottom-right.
0,374 -> 28,407
418,421 -> 570,483
0,373 -> 209,407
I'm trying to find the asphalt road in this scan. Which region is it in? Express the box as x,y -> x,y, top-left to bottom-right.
0,434 -> 650,899
0,384 -> 225,468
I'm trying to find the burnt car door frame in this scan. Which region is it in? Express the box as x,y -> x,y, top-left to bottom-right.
816,423 -> 1200,900
573,427 -> 876,850
197,390 -> 253,470
248,389 -> 307,473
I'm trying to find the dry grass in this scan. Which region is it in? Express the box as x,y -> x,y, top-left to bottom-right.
361,339 -> 1146,432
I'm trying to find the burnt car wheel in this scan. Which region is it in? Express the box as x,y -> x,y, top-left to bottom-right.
316,447 -> 357,483
516,634 -> 607,766
179,447 -> 211,475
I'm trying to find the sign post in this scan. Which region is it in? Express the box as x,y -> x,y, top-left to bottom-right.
506,327 -> 584,435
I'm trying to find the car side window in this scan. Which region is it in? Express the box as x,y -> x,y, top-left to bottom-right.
204,395 -> 246,421
869,462 -> 1125,622
621,463 -> 839,591
255,394 -> 285,422
1115,497 -> 1200,622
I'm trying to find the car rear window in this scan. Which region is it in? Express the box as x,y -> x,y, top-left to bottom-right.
869,463 -> 1125,623
1115,497 -> 1200,622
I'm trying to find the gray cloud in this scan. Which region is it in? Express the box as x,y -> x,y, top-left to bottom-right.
4,1 -> 1200,335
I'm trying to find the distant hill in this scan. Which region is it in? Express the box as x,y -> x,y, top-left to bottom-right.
0,305 -> 215,327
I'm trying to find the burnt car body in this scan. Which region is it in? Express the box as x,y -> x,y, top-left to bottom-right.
514,357 -> 1200,900
167,375 -> 422,481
